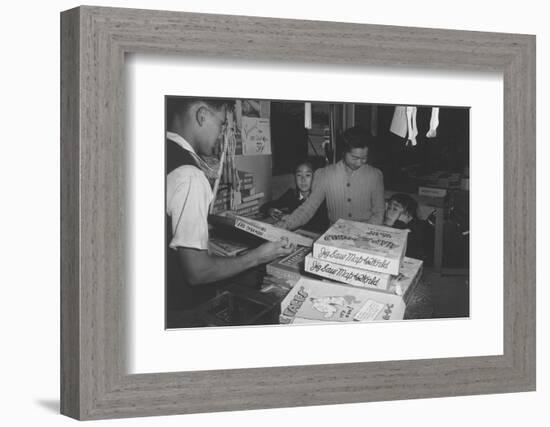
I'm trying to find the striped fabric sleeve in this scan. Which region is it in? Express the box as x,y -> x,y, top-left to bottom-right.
283,168 -> 326,230
367,168 -> 385,225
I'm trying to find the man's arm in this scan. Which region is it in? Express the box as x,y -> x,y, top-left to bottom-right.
169,169 -> 293,285
367,168 -> 385,225
178,241 -> 295,286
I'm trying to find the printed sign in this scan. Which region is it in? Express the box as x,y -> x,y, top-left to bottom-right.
242,117 -> 271,155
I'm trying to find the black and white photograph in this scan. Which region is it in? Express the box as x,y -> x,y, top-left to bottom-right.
165,96 -> 470,329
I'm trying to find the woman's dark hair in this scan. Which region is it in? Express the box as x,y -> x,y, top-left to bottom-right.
340,126 -> 374,153
389,193 -> 418,219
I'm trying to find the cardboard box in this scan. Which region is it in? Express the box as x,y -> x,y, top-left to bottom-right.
234,216 -> 314,247
279,277 -> 406,324
266,246 -> 311,282
304,254 -> 391,290
312,219 -> 408,275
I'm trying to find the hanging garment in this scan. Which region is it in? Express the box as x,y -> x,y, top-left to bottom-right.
426,107 -> 440,138
406,106 -> 418,146
389,106 -> 408,138
390,105 -> 418,146
390,105 -> 440,145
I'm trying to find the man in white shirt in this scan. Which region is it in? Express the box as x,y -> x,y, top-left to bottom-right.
166,98 -> 294,313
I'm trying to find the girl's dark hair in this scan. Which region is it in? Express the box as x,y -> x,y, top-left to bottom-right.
295,160 -> 314,173
389,193 -> 418,219
295,154 -> 327,172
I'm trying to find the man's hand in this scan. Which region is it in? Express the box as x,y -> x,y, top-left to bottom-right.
178,238 -> 296,286
267,208 -> 285,221
252,240 -> 295,264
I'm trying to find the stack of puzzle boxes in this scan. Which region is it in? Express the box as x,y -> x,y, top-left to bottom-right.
261,245 -> 311,298
280,219 -> 424,324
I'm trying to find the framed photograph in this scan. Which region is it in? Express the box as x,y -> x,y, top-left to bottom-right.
60,6 -> 535,420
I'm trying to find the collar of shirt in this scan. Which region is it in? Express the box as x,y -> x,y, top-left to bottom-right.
337,159 -> 353,177
338,159 -> 367,177
166,131 -> 198,155
166,131 -> 216,171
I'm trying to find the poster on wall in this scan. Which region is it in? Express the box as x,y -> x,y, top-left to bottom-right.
242,116 -> 272,155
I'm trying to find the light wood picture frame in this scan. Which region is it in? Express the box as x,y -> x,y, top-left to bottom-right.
60,5 -> 536,420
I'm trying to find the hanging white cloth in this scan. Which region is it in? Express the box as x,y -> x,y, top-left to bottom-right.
390,105 -> 418,146
389,106 -> 408,138
406,106 -> 418,146
426,107 -> 440,138
304,102 -> 312,129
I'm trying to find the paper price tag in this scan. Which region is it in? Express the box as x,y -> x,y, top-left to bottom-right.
353,299 -> 386,322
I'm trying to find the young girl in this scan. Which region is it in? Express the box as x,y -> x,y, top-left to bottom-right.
261,161 -> 329,232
